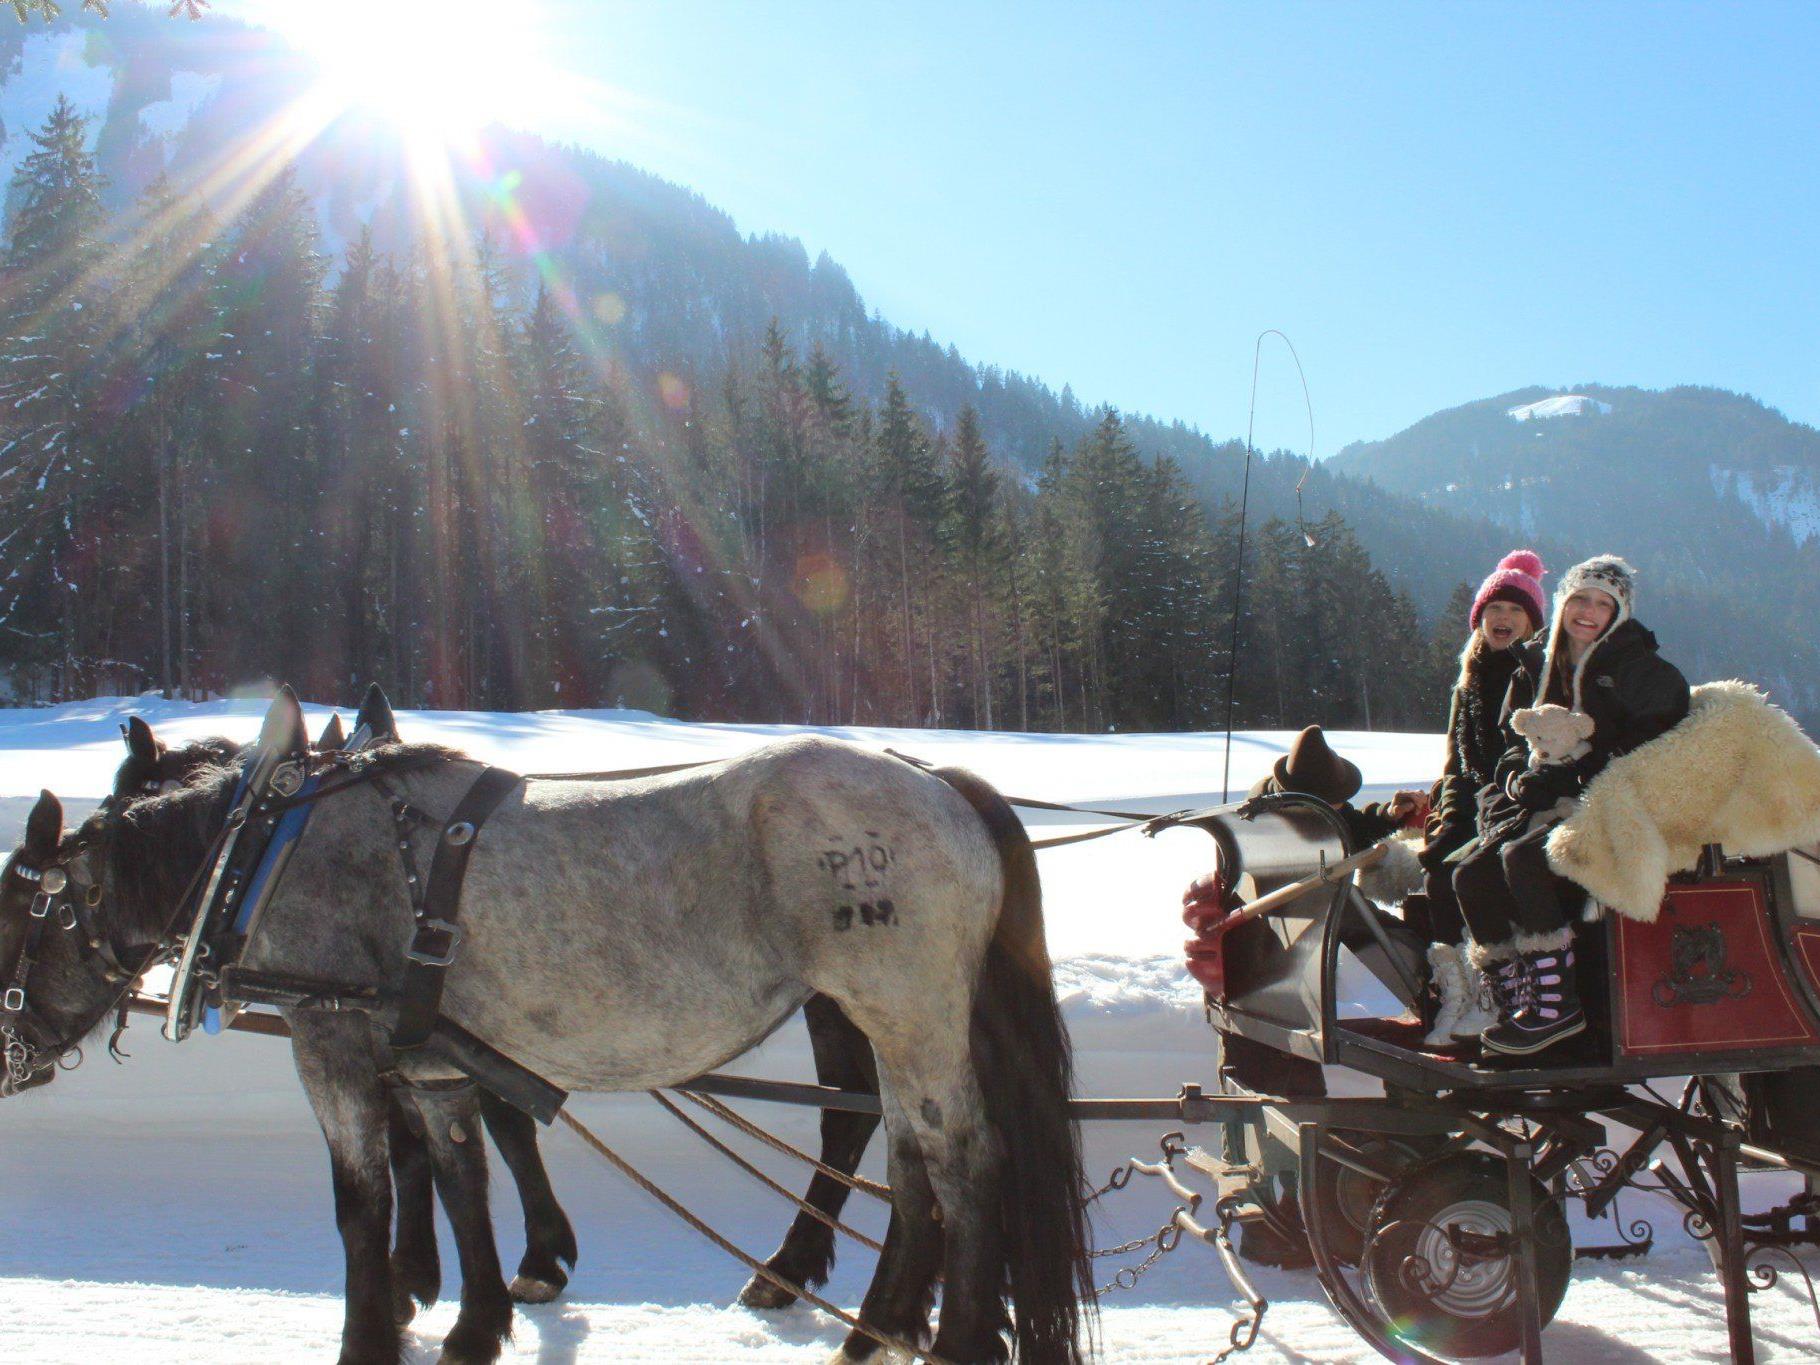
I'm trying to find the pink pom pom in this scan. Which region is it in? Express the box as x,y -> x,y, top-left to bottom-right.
1498,550 -> 1545,579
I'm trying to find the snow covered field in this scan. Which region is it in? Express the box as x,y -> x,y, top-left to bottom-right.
2,697 -> 1816,1362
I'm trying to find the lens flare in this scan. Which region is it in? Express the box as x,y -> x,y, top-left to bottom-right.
794,553 -> 850,616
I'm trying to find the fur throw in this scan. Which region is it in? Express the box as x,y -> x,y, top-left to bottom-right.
1546,681 -> 1820,921
1358,830 -> 1425,906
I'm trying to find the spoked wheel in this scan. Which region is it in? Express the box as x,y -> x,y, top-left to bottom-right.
1362,1151 -> 1571,1360
1306,1131 -> 1438,1265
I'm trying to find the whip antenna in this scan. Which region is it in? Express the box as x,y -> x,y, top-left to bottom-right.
1221,329 -> 1316,802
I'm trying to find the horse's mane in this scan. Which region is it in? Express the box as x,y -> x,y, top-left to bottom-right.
355,740 -> 468,773
74,766 -> 238,942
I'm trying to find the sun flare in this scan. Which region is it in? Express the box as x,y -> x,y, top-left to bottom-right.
253,0 -> 561,150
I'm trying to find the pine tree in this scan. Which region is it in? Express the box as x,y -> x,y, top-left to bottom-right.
945,406 -> 1001,727
113,173 -> 220,697
0,96 -> 108,698
873,374 -> 944,722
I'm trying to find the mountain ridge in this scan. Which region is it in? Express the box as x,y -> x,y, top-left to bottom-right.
3,8 -> 1817,723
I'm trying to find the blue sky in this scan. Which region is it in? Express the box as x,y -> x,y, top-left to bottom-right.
236,1 -> 1820,455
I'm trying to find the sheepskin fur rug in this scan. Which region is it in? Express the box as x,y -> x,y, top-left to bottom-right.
1546,680 -> 1820,921
1359,829 -> 1425,906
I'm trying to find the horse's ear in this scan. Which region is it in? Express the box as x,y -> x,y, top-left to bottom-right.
124,715 -> 163,764
315,712 -> 346,752
356,683 -> 398,743
25,790 -> 62,857
257,685 -> 309,758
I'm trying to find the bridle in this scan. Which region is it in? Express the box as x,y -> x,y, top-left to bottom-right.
1,740 -> 483,1096
0,800 -> 223,1096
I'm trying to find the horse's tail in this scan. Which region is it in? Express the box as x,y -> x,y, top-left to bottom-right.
932,765 -> 1094,1364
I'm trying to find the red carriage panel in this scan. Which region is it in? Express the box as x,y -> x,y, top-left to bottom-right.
1613,880 -> 1819,1056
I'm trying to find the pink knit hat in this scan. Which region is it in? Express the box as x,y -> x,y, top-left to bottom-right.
1470,550 -> 1546,632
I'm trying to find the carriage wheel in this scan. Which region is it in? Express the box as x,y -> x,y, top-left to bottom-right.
1306,1132 -> 1437,1265
1362,1152 -> 1571,1360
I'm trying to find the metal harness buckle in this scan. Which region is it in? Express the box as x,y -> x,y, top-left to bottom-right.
407,919 -> 463,968
2,987 -> 23,1013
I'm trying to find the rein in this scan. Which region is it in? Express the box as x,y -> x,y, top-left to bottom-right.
0,751 -> 451,1093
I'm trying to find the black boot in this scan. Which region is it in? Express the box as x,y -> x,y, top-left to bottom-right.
1482,934 -> 1584,1057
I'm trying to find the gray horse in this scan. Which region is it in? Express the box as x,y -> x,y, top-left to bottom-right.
1,699 -> 1092,1364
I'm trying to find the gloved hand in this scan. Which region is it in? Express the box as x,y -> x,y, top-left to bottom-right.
1507,765 -> 1580,811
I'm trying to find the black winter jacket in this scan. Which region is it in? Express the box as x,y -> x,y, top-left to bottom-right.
1492,619 -> 1690,815
1423,640 -> 1541,869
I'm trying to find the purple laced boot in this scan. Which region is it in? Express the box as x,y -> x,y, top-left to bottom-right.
1481,933 -> 1584,1057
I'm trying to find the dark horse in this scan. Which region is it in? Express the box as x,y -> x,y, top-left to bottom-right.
2,701 -> 1092,1365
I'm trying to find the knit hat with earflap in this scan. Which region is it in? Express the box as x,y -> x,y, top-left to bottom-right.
1539,554 -> 1636,710
1470,550 -> 1547,633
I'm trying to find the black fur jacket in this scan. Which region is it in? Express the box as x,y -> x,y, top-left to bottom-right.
1422,638 -> 1541,869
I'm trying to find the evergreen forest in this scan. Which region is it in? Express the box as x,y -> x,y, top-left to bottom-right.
0,98 -> 1465,732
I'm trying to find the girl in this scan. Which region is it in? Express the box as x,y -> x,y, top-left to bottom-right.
1417,550 -> 1546,1045
1456,555 -> 1690,1056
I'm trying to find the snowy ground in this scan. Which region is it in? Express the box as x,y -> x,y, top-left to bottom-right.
2,697 -> 1817,1362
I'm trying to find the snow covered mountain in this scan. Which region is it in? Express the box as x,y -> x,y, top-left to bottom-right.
1329,385 -> 1820,720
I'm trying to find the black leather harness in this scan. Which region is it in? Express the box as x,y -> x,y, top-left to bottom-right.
388,764 -> 522,1051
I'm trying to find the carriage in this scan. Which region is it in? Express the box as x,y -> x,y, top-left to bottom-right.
1142,789 -> 1820,1363
10,687 -> 1820,1365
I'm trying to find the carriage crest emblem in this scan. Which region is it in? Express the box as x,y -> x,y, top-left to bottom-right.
1651,922 -> 1753,1008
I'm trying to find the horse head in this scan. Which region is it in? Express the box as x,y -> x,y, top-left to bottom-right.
1,774 -> 233,1097
114,718 -> 242,799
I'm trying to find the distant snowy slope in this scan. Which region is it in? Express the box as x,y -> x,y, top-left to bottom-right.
1507,394 -> 1612,420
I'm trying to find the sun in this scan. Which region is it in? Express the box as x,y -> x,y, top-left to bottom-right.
247,0 -> 560,148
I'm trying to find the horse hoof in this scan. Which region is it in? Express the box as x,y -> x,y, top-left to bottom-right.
737,1273 -> 800,1310
508,1273 -> 564,1304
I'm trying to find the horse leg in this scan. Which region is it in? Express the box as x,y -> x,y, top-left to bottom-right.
477,1087 -> 578,1303
828,1092 -> 943,1364
740,992 -> 883,1309
388,1098 -> 442,1322
289,1013 -> 401,1365
874,1051 -> 1010,1364
409,1085 -> 515,1365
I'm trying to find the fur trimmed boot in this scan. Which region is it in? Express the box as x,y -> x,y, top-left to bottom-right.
1424,943 -> 1469,1047
1468,938 -> 1529,1022
1481,928 -> 1585,1056
1453,951 -> 1500,1039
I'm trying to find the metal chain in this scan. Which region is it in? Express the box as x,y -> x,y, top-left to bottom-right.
1093,1216 -> 1187,1296
1081,1161 -> 1136,1207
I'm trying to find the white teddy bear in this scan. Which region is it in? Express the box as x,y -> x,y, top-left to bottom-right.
1508,703 -> 1595,831
1511,703 -> 1595,768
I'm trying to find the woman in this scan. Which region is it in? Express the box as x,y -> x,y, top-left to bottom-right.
1416,551 -> 1547,1046
1456,555 -> 1690,1056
